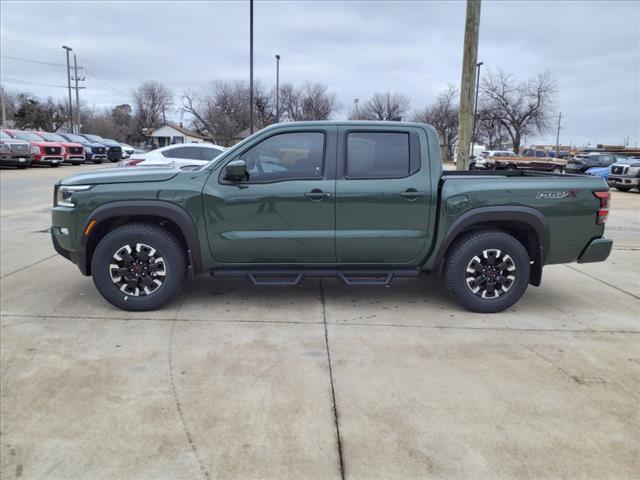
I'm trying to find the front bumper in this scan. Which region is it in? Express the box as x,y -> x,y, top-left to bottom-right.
64,155 -> 86,163
1,154 -> 32,167
34,155 -> 63,165
607,175 -> 640,188
577,237 -> 613,264
52,207 -> 89,275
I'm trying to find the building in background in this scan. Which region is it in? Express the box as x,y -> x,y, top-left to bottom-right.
144,123 -> 210,148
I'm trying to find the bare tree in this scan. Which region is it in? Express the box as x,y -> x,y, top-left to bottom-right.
362,92 -> 411,121
132,81 -> 174,132
479,69 -> 556,153
414,85 -> 459,161
278,82 -> 338,121
182,80 -> 274,146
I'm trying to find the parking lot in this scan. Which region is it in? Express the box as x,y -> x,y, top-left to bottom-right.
1,165 -> 639,479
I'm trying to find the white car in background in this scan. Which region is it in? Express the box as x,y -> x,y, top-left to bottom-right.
119,143 -> 226,167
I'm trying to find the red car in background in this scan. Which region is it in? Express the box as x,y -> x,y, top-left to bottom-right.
2,129 -> 63,167
36,131 -> 85,165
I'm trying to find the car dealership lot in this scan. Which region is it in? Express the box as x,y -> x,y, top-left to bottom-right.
1,166 -> 638,479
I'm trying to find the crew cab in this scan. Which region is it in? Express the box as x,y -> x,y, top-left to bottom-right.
3,129 -> 63,167
608,158 -> 640,192
81,134 -> 122,162
51,121 -> 613,313
59,133 -> 107,163
0,129 -> 33,168
36,131 -> 86,165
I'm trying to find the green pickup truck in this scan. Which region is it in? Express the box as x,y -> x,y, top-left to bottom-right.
51,121 -> 613,313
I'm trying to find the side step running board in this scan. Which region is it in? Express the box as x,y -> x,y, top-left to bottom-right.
210,269 -> 421,287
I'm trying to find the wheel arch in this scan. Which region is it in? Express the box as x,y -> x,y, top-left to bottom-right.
82,201 -> 203,276
433,206 -> 549,286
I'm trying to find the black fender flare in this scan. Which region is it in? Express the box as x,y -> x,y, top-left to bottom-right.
83,200 -> 204,274
433,206 -> 550,286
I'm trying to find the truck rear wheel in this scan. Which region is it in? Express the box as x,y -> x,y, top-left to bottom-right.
444,230 -> 530,313
91,223 -> 187,311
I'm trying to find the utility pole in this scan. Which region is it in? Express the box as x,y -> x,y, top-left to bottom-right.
275,54 -> 280,123
353,98 -> 359,119
72,54 -> 85,133
249,0 -> 254,134
470,61 -> 483,157
555,112 -> 562,156
456,0 -> 481,170
0,84 -> 6,126
62,46 -> 74,131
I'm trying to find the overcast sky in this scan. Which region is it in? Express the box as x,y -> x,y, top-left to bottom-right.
1,0 -> 639,147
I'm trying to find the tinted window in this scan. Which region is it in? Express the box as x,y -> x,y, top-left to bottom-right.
161,146 -> 203,159
535,151 -> 547,157
239,131 -> 325,182
201,147 -> 224,160
347,132 -> 411,178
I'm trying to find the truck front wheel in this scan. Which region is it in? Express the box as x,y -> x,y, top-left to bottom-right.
444,230 -> 530,313
91,223 -> 187,311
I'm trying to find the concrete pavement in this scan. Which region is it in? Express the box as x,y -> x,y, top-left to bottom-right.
1,165 -> 639,479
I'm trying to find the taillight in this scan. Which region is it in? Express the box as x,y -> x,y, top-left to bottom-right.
593,191 -> 610,225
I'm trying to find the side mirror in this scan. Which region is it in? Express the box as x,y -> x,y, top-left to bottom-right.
224,159 -> 248,182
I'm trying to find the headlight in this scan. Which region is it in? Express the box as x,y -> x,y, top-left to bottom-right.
84,146 -> 93,153
31,145 -> 40,154
55,185 -> 93,207
628,166 -> 640,176
0,143 -> 9,152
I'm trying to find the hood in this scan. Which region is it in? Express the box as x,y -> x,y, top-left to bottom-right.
57,142 -> 84,148
82,141 -> 106,148
61,166 -> 181,186
30,141 -> 63,147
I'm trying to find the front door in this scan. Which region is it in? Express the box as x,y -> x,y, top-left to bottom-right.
335,126 -> 433,264
203,127 -> 337,264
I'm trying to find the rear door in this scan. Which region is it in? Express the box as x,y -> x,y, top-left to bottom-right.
203,126 -> 337,263
335,125 -> 433,264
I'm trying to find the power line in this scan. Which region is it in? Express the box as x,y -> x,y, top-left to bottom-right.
0,77 -> 71,89
1,54 -> 66,67
83,71 -> 130,100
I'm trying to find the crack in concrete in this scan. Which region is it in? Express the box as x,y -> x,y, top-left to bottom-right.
320,279 -> 346,480
0,254 -> 57,279
168,293 -> 211,480
562,264 -> 640,300
2,313 -> 639,335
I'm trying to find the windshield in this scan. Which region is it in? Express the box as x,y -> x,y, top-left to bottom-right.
14,131 -> 45,141
39,132 -> 67,142
1,131 -> 11,140
83,134 -> 104,142
62,133 -> 87,143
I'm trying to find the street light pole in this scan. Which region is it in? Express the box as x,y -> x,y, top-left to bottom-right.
62,46 -> 73,131
471,61 -> 483,155
275,54 -> 280,123
249,0 -> 254,134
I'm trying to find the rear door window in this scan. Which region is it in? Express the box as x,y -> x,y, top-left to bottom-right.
346,132 -> 416,179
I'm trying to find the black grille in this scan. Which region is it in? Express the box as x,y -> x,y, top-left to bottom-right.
10,144 -> 30,154
69,146 -> 83,155
94,147 -> 106,154
107,146 -> 122,160
44,146 -> 61,155
611,165 -> 628,175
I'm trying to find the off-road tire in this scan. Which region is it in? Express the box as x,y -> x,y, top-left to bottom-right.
93,160 -> 103,164
552,166 -> 563,174
50,163 -> 60,168
444,229 -> 530,313
91,223 -> 187,311
615,186 -> 632,192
